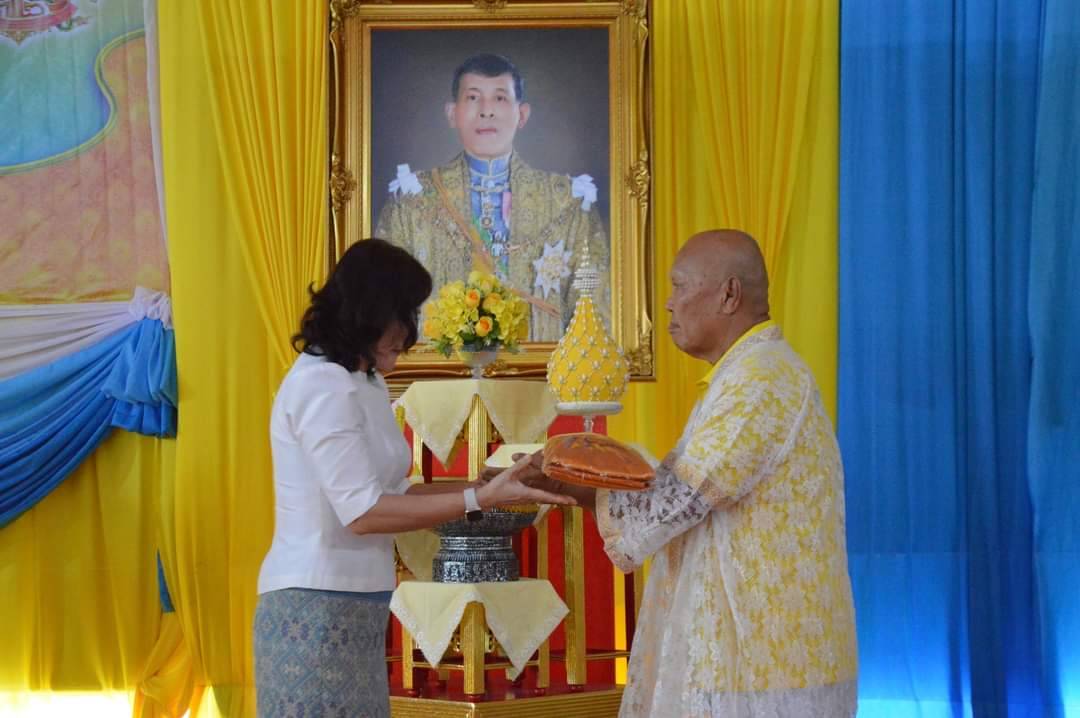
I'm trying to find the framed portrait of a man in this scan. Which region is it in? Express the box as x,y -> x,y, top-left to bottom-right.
330,1 -> 653,383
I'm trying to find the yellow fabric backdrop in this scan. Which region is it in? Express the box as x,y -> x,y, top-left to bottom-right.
610,0 -> 839,453
609,1 -> 838,681
0,1 -> 836,714
153,2 -> 326,715
0,431 -> 170,693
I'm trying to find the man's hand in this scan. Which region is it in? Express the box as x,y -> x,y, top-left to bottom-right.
476,454 -> 575,508
478,449 -> 598,511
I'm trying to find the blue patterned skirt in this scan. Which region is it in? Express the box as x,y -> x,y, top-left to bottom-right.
254,588 -> 392,718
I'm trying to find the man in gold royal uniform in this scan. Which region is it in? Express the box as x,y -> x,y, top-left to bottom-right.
375,53 -> 610,341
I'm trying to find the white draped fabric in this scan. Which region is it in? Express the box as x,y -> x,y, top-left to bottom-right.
0,287 -> 172,380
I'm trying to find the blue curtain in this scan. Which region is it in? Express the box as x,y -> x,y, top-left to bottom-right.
1028,1 -> 1080,711
0,318 -> 176,527
840,0 -> 1077,715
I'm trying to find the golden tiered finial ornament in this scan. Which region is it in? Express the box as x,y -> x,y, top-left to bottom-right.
547,241 -> 630,431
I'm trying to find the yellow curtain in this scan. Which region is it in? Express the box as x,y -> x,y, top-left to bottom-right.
609,1 -> 838,681
153,2 -> 326,716
611,0 -> 839,455
133,613 -> 199,718
4,0 -> 834,712
0,431 -> 171,693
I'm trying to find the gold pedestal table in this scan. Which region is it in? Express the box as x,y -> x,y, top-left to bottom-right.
391,378 -> 628,717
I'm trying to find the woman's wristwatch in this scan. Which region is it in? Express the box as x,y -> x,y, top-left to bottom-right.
463,487 -> 484,522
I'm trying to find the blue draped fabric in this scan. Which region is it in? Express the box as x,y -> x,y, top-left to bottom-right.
0,318 -> 176,527
1028,1 -> 1080,710
157,553 -> 176,613
840,0 -> 1077,714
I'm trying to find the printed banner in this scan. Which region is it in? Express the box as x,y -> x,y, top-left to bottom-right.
0,0 -> 168,303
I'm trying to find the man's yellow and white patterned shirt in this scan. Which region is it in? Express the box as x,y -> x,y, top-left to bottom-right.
597,322 -> 858,717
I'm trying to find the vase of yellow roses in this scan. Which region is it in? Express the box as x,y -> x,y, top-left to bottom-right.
423,270 -> 530,379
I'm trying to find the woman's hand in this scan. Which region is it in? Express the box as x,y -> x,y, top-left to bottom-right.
476,454 -> 576,509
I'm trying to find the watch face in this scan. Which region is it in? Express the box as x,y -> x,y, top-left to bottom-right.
466,510 -> 484,522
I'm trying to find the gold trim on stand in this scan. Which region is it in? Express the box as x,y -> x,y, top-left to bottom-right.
461,602 -> 489,695
536,512 -> 551,690
390,687 -> 625,717
561,505 -> 587,685
402,627 -> 417,692
466,395 -> 492,482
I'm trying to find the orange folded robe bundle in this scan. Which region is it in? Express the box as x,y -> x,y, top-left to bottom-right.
542,433 -> 655,491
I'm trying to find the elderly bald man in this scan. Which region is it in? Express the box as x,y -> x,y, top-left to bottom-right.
514,230 -> 859,716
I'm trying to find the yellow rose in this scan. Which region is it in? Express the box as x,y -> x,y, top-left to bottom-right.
475,316 -> 494,337
479,278 -> 494,294
464,289 -> 481,308
482,293 -> 502,312
468,270 -> 483,285
423,318 -> 440,339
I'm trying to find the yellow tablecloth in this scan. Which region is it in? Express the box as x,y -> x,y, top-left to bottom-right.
394,529 -> 440,581
389,579 -> 568,678
393,379 -> 557,464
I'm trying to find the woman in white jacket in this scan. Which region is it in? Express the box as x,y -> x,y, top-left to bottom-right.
253,238 -> 571,717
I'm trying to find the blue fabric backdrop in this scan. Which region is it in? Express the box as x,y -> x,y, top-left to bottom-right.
840,0 -> 1077,715
1028,1 -> 1080,711
0,318 -> 176,527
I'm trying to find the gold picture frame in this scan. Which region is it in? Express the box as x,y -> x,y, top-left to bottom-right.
329,0 -> 654,385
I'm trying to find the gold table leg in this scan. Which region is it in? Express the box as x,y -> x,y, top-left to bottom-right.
401,625 -> 419,696
466,394 -> 492,481
537,513 -> 551,691
461,601 -> 488,696
412,423 -> 425,478
562,505 -> 587,686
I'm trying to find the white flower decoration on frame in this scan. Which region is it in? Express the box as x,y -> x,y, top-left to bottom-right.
533,240 -> 573,299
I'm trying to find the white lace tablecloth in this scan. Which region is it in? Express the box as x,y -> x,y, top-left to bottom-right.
393,379 -> 557,464
389,579 -> 567,678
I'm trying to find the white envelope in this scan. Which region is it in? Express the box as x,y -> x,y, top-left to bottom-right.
484,443 -> 546,468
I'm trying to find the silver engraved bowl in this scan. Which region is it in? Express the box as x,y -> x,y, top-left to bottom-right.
433,504 -> 539,537
432,505 -> 539,583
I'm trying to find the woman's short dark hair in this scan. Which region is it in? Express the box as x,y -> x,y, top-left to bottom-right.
292,238 -> 432,373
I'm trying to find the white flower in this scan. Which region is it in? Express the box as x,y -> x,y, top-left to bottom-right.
389,164 -> 422,196
532,240 -> 572,299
